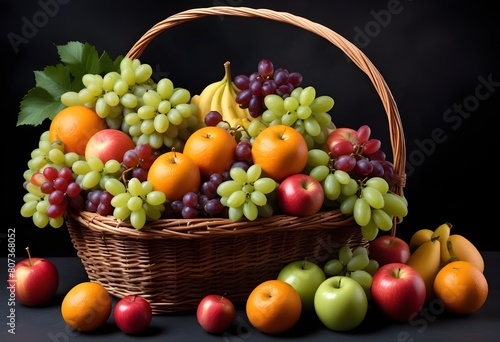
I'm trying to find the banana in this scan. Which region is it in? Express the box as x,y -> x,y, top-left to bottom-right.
190,61 -> 253,130
406,237 -> 441,301
431,222 -> 452,267
409,228 -> 433,254
444,234 -> 484,272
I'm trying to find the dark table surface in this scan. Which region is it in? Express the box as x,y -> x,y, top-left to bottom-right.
1,252 -> 499,342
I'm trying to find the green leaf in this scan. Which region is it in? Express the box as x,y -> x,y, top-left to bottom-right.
17,88 -> 65,126
34,64 -> 72,99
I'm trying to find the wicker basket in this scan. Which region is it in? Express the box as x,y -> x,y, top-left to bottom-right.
66,6 -> 407,314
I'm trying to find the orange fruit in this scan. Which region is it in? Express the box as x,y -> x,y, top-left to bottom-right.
246,279 -> 302,334
147,150 -> 201,201
61,282 -> 112,332
251,125 -> 308,182
183,126 -> 237,180
434,260 -> 488,315
49,105 -> 107,155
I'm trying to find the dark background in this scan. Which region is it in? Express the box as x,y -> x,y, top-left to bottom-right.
2,0 -> 498,257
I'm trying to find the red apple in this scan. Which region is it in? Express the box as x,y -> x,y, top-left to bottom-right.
326,127 -> 358,157
196,294 -> 236,334
368,235 -> 411,267
371,263 -> 426,322
276,174 -> 325,217
85,129 -> 136,163
8,248 -> 59,306
113,295 -> 152,334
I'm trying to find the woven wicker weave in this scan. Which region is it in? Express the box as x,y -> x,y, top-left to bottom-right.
66,6 -> 407,314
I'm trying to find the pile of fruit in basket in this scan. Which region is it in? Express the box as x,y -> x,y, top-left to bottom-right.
18,41 -> 408,240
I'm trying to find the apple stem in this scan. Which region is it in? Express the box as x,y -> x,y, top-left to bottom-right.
302,258 -> 307,270
26,247 -> 32,266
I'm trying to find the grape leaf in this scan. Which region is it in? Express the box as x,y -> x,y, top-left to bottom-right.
16,41 -> 122,127
17,87 -> 66,126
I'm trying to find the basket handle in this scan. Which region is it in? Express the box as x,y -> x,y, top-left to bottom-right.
126,6 -> 407,232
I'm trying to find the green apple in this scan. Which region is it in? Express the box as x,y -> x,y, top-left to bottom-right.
277,260 -> 326,311
314,276 -> 368,331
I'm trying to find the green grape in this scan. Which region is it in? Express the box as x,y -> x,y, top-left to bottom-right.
95,97 -> 111,117
104,91 -> 120,107
49,216 -> 64,228
354,198 -> 371,226
103,71 -> 120,91
299,86 -> 316,107
361,186 -> 385,209
105,178 -> 126,196
297,105 -> 312,120
127,196 -> 143,211
247,119 -> 267,138
253,178 -> 276,194
143,90 -> 162,108
227,190 -> 247,208
87,156 -> 104,172
312,112 -> 333,127
346,253 -> 370,271
130,208 -> 147,229
349,270 -> 373,299
363,259 -> 379,276
21,201 -> 38,217
324,259 -> 344,277
283,96 -> 299,112
338,245 -> 353,265
111,193 -> 132,208
135,64 -> 153,84
365,177 -> 389,194
61,91 -> 81,106
33,211 -> 49,228
243,201 -> 258,221
127,178 -> 143,197
309,165 -> 330,182
333,170 -> 351,185
157,78 -> 174,99
113,206 -> 131,221
104,160 -> 121,174
121,93 -> 138,109
372,209 -> 394,231
81,171 -> 101,189
307,149 -> 331,168
281,112 -> 298,126
145,190 -> 165,206
261,109 -> 278,123
167,108 -> 184,125
309,95 -> 335,113
341,178 -> 359,197
169,88 -> 191,106
257,203 -> 274,217
304,118 -> 321,136
339,194 -> 357,215
361,219 -> 379,241
382,192 -> 409,217
228,206 -> 243,221
143,203 -> 162,221
263,94 -> 285,115
138,105 -> 155,120
323,173 -> 341,200
229,167 -> 247,184
48,149 -> 65,165
246,164 -> 262,183
352,246 -> 369,257
290,87 -> 302,100
250,191 -> 267,206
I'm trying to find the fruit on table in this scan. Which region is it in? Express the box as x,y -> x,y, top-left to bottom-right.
368,235 -> 411,266
314,276 -> 368,331
114,295 -> 152,334
409,228 -> 434,254
190,61 -> 253,130
61,282 -> 112,332
443,234 -> 484,272
8,247 -> 59,306
433,260 -> 488,315
196,294 -> 236,334
371,262 -> 426,322
277,259 -> 326,311
406,237 -> 441,301
246,279 -> 302,334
